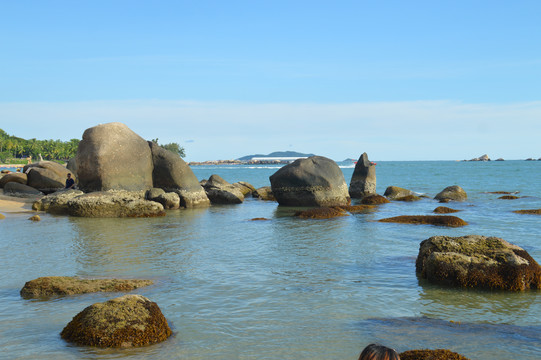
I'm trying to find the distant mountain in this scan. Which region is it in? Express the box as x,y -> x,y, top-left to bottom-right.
237,151 -> 315,161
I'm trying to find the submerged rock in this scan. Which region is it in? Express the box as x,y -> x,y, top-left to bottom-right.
434,185 -> 467,202
394,194 -> 422,202
349,152 -> 376,198
513,209 -> 541,215
338,204 -> 376,213
433,206 -> 461,214
270,156 -> 350,207
378,215 -> 467,227
400,349 -> 471,360
416,235 -> 541,291
61,294 -> 171,347
360,194 -> 390,205
20,276 -> 153,299
294,207 -> 348,219
498,195 -> 520,200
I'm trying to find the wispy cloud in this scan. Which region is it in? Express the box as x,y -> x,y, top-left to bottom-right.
1,99 -> 539,161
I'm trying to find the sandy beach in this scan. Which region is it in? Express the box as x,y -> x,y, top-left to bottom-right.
0,194 -> 38,214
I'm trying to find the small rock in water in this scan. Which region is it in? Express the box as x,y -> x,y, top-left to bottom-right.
433,206 -> 460,214
378,215 -> 467,227
61,294 -> 171,347
498,195 -> 520,200
295,207 -> 348,219
513,209 -> 541,215
361,194 -> 390,205
28,215 -> 41,221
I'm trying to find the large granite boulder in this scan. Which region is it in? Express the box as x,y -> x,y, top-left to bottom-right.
61,294 -> 172,347
349,152 -> 376,198
67,190 -> 165,218
384,186 -> 413,200
75,122 -> 153,192
32,189 -> 84,214
434,185 -> 467,202
203,174 -> 244,204
148,141 -> 209,208
0,172 -> 27,188
270,156 -> 350,207
23,161 -> 71,193
20,276 -> 153,299
416,235 -> 541,291
3,182 -> 44,197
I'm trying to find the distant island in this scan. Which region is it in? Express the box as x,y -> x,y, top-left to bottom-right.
188,151 -> 315,166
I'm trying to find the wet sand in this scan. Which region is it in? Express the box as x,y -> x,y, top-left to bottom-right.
0,194 -> 38,214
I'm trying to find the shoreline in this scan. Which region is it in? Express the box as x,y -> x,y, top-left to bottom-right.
0,194 -> 39,214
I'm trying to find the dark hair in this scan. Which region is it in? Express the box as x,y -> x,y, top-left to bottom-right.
358,344 -> 400,360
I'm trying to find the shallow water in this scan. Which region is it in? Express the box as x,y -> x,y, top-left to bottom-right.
1,160 -> 540,359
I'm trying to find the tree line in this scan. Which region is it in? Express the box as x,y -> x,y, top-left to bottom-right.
0,129 -> 185,164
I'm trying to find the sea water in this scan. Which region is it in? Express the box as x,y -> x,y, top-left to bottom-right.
0,160 -> 540,359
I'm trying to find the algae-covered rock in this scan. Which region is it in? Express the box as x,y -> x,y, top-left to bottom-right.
433,206 -> 460,214
416,235 -> 541,291
394,194 -> 422,202
294,207 -> 348,219
67,191 -> 165,218
513,209 -> 541,215
378,215 -> 467,227
61,294 -> 171,347
32,189 -> 84,214
360,194 -> 390,205
338,204 -> 376,213
400,348 -> 471,360
498,195 -> 520,200
20,276 -> 153,299
434,185 -> 467,202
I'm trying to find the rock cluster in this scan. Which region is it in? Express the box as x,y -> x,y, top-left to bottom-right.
416,235 -> 541,291
61,295 -> 171,347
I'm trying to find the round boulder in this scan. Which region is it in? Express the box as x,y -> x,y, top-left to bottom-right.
76,122 -> 153,192
434,185 -> 467,202
0,172 -> 27,188
61,294 -> 172,347
270,156 -> 350,207
416,235 -> 541,291
23,161 -> 71,193
384,186 -> 413,200
3,182 -> 44,197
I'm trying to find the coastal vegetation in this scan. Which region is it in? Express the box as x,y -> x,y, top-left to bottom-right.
0,129 -> 185,164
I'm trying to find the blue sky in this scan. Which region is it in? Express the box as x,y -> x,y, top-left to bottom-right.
1,1 -> 540,161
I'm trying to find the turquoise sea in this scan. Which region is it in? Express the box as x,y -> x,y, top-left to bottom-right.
1,160 -> 540,359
